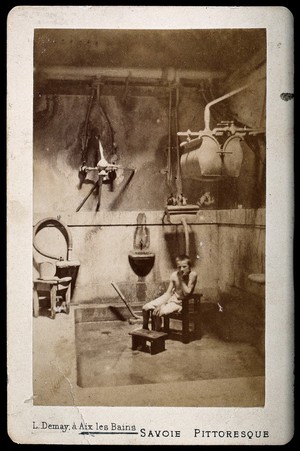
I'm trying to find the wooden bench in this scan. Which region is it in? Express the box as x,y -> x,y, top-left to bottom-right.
129,329 -> 168,355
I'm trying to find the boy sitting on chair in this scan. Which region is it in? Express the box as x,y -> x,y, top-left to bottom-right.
142,254 -> 197,331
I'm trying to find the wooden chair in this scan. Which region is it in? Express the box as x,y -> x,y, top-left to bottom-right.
159,293 -> 202,344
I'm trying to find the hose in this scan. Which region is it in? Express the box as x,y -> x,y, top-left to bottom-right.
33,217 -> 73,261
181,217 -> 190,256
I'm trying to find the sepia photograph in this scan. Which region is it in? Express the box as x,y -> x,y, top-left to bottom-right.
32,27 -> 266,406
7,6 -> 294,446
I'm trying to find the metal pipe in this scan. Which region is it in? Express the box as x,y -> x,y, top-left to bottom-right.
96,175 -> 103,212
37,66 -> 226,82
181,217 -> 190,256
175,84 -> 182,196
82,88 -> 95,162
65,222 -> 265,229
204,84 -> 250,131
203,75 -> 266,131
167,85 -> 173,188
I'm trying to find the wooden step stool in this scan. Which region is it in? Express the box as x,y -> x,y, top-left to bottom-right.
33,276 -> 72,319
129,329 -> 168,355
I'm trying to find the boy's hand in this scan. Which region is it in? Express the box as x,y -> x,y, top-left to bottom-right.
177,270 -> 183,279
178,270 -> 188,282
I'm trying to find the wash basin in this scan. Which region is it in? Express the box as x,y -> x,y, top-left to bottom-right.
56,259 -> 80,269
128,252 -> 155,277
56,259 -> 80,280
129,251 -> 155,259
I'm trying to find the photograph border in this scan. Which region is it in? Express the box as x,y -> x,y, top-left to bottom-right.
7,5 -> 294,445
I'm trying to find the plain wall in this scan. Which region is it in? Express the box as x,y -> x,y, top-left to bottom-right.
33,208 -> 265,307
33,210 -> 220,304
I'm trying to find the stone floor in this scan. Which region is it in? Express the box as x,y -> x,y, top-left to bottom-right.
33,307 -> 265,407
76,320 -> 265,389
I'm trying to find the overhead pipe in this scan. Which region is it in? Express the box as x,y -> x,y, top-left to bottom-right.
36,65 -> 226,83
203,84 -> 250,131
178,76 -> 266,180
203,76 -> 266,131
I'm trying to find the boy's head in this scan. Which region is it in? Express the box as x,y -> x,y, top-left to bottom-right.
176,255 -> 191,276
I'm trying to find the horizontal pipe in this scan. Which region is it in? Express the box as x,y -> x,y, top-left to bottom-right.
36,222 -> 265,229
217,223 -> 265,229
35,81 -> 220,96
36,65 -> 226,82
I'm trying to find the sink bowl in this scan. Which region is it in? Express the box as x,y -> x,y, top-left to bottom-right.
56,259 -> 80,279
128,252 -> 155,277
56,259 -> 80,269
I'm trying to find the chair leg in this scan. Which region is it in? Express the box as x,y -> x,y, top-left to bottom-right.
194,305 -> 201,339
163,316 -> 170,334
65,283 -> 71,314
33,288 -> 39,318
143,310 -> 151,330
181,311 -> 190,344
50,285 -> 57,319
152,315 -> 162,331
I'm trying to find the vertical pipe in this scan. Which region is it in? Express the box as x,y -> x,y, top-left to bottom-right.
175,84 -> 182,196
82,88 -> 95,162
181,217 -> 190,256
167,84 -> 173,188
96,176 -> 103,211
